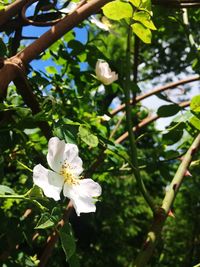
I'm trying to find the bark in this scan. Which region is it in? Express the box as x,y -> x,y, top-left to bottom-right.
0,0 -> 30,27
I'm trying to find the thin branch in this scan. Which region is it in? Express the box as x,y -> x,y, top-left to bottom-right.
133,133 -> 200,267
110,75 -> 199,116
115,101 -> 190,144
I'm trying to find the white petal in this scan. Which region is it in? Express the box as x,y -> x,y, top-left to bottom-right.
90,16 -> 110,31
78,179 -> 102,197
33,164 -> 64,201
63,179 -> 102,216
95,60 -> 118,85
47,137 -> 83,174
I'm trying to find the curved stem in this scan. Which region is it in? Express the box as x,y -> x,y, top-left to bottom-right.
123,24 -> 155,213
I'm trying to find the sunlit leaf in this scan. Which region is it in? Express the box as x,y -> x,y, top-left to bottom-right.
102,0 -> 133,21
131,22 -> 152,43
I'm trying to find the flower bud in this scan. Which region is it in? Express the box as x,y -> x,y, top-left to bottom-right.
95,59 -> 118,85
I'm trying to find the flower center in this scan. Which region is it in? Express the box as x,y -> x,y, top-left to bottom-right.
60,161 -> 79,185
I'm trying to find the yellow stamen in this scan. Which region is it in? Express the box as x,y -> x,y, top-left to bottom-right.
60,161 -> 79,185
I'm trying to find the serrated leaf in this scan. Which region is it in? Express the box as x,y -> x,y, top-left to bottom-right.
0,185 -> 15,195
102,0 -> 133,21
131,22 -> 152,43
157,104 -> 181,117
133,11 -> 156,30
79,125 -> 98,147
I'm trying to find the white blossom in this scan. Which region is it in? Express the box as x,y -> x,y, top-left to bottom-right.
90,15 -> 110,31
101,114 -> 111,121
33,137 -> 102,216
95,59 -> 118,85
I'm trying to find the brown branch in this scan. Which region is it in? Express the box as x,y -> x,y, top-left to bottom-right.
0,0 -> 111,100
0,57 -> 52,139
110,75 -> 199,117
115,101 -> 190,144
0,0 -> 30,27
17,0 -> 111,65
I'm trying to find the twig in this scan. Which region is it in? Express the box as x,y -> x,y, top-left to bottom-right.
115,101 -> 190,144
110,75 -> 199,116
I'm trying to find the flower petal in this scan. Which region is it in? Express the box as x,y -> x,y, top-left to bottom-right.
33,164 -> 64,201
95,59 -> 118,85
78,179 -> 102,197
63,179 -> 102,216
47,137 -> 83,175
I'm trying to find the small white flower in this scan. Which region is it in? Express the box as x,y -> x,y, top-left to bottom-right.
95,59 -> 118,85
33,137 -> 102,216
90,15 -> 110,31
101,114 -> 111,121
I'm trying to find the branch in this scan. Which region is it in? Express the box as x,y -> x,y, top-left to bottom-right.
0,0 -> 29,27
133,133 -> 200,267
115,101 -> 190,144
0,57 -> 52,139
110,75 -> 199,116
16,0 -> 111,64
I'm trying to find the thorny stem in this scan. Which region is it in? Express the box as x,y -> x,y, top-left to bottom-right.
133,134 -> 200,267
123,24 -> 155,213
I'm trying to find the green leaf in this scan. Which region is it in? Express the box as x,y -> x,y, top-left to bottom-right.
162,122 -> 184,145
102,0 -> 133,21
133,11 -> 156,30
157,104 -> 181,117
28,185 -> 44,199
0,6 -> 5,11
131,22 -> 152,43
45,66 -> 57,75
35,213 -> 55,229
60,224 -> 76,261
190,116 -> 200,131
79,125 -> 99,147
190,94 -> 200,118
0,185 -> 15,195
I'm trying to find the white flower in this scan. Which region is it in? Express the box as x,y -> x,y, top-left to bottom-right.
33,137 -> 102,216
90,15 -> 110,31
101,114 -> 111,121
95,59 -> 118,85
